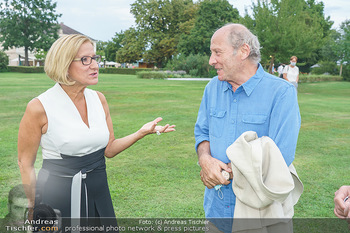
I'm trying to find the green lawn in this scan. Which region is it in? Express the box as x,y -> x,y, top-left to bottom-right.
0,72 -> 349,220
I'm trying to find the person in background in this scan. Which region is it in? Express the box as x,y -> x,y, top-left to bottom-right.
194,23 -> 300,233
277,63 -> 285,78
0,184 -> 29,233
17,34 -> 175,230
283,56 -> 299,90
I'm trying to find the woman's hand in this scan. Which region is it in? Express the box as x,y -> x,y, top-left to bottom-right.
105,117 -> 175,158
138,117 -> 176,138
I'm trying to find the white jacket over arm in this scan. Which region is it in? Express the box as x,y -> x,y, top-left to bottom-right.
226,131 -> 303,231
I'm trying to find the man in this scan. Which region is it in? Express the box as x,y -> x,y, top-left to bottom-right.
194,23 -> 301,232
1,185 -> 30,233
277,63 -> 285,78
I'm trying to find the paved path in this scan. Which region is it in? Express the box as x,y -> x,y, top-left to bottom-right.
166,78 -> 212,81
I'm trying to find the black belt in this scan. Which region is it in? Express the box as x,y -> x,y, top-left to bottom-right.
37,147 -> 106,233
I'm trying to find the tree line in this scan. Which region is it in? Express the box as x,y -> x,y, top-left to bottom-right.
0,0 -> 349,77
98,0 -> 349,75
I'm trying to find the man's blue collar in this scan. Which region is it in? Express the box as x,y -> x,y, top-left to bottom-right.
223,63 -> 264,96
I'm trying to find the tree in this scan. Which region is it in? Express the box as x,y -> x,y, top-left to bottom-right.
96,40 -> 108,58
165,53 -> 216,77
335,20 -> 350,76
339,20 -> 350,62
242,0 -> 333,73
0,50 -> 9,71
177,0 -> 240,56
319,29 -> 341,63
312,29 -> 341,75
104,31 -> 125,62
0,0 -> 61,66
34,49 -> 47,63
116,27 -> 144,64
130,0 -> 196,67
305,0 -> 333,40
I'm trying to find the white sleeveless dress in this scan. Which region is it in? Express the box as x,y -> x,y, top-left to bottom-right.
35,83 -> 117,222
37,83 -> 109,159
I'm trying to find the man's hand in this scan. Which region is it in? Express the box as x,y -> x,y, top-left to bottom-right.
199,154 -> 231,189
227,162 -> 234,180
334,186 -> 350,219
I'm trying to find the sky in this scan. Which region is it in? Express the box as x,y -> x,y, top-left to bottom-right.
1,0 -> 349,41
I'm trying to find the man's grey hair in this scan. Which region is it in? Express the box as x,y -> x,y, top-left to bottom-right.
224,23 -> 261,64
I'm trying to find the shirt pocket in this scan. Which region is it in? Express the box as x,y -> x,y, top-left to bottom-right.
209,109 -> 226,138
242,114 -> 267,124
241,114 -> 268,134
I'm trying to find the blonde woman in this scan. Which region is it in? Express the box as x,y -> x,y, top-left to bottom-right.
18,34 -> 175,227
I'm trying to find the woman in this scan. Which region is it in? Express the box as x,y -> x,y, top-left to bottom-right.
283,56 -> 299,90
17,34 -> 175,227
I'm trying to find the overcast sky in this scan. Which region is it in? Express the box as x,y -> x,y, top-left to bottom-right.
1,0 -> 349,41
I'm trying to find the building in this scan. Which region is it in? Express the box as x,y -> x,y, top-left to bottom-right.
133,59 -> 155,69
1,23 -> 97,66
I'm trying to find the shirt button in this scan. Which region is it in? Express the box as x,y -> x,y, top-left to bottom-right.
232,120 -> 235,124
233,99 -> 237,103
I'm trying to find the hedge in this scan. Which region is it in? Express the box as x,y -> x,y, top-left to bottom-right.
6,66 -> 347,82
136,71 -> 167,79
136,70 -> 194,79
99,68 -> 152,75
299,74 -> 343,83
8,66 -> 45,73
7,66 -> 152,75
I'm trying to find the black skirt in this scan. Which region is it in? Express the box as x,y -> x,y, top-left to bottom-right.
35,147 -> 118,232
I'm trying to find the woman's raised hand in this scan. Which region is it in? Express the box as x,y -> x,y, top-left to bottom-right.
138,117 -> 176,137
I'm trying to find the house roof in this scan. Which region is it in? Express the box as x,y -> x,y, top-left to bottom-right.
59,22 -> 96,41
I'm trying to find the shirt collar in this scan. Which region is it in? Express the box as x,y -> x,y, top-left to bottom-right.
222,63 -> 264,95
241,63 -> 264,96
223,80 -> 231,92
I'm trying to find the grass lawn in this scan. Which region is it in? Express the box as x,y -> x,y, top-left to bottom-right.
0,72 -> 349,220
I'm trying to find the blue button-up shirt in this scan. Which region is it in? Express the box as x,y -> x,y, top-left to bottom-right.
194,64 -> 300,229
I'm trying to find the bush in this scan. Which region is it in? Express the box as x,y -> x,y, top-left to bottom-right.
165,54 -> 215,78
342,64 -> 350,81
0,50 -> 9,72
99,68 -> 152,75
209,68 -> 217,78
136,71 -> 167,79
299,74 -> 343,83
137,70 -> 192,79
311,61 -> 340,75
189,69 -> 199,77
163,70 -> 189,78
8,66 -> 44,73
297,63 -> 311,74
